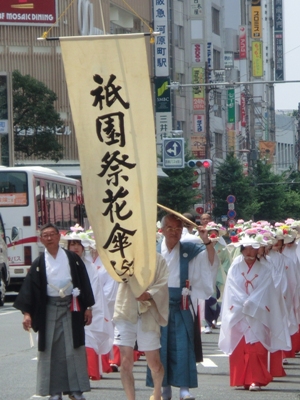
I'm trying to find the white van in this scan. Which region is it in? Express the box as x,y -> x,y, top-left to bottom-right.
0,213 -> 9,306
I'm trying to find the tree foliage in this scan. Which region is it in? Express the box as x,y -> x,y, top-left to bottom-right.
213,154 -> 300,222
251,160 -> 286,221
212,153 -> 255,220
13,70 -> 64,161
158,166 -> 200,219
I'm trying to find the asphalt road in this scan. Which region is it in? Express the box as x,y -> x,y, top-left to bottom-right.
1,297 -> 300,400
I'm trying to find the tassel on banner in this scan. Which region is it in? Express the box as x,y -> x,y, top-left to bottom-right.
70,287 -> 81,312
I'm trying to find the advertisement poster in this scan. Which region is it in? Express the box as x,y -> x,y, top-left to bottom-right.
0,0 -> 57,26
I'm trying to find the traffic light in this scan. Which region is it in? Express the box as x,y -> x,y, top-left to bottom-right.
186,159 -> 212,168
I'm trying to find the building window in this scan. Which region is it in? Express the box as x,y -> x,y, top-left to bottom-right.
174,25 -> 184,48
213,49 -> 221,69
110,17 -> 141,35
215,132 -> 223,158
212,7 -> 220,36
214,91 -> 222,118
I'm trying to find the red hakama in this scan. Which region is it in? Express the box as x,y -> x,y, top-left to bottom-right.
229,337 -> 273,387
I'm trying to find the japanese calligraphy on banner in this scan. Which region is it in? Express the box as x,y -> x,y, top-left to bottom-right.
60,34 -> 157,296
192,67 -> 205,111
154,0 -> 169,77
0,0 -> 57,26
252,41 -> 263,77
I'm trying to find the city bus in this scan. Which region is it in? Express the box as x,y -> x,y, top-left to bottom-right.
0,166 -> 86,291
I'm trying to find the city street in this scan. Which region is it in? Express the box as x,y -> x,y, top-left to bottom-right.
1,298 -> 300,400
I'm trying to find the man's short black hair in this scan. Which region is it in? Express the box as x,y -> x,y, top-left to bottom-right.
183,212 -> 196,223
40,223 -> 59,234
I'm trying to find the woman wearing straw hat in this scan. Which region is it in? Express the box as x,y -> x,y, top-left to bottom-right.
219,228 -> 291,391
61,226 -> 114,382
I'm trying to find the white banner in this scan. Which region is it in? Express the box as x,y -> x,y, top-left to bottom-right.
61,34 -> 157,296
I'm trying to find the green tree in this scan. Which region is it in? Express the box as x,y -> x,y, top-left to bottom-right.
158,166 -> 200,218
13,70 -> 64,161
212,153 -> 256,220
281,190 -> 300,219
251,159 -> 286,221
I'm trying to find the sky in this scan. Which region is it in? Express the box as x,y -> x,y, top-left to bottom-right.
274,1 -> 300,110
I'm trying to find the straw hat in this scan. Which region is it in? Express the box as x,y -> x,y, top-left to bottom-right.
206,222 -> 226,242
61,224 -> 95,248
230,227 -> 273,248
273,223 -> 297,244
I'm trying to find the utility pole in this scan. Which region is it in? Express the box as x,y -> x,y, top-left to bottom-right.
297,103 -> 300,171
205,62 -> 212,212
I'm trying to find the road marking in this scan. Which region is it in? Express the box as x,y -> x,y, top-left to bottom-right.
0,310 -> 18,316
206,353 -> 228,357
32,357 -> 37,361
200,357 -> 218,367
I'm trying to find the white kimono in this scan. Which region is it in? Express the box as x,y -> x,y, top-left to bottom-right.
93,255 -> 119,319
161,239 -> 219,309
219,254 -> 291,355
83,257 -> 114,354
268,250 -> 298,335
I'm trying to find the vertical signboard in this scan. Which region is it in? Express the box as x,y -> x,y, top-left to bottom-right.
155,77 -> 171,113
207,42 -> 213,82
154,0 -> 169,77
251,1 -> 262,39
252,41 -> 263,77
192,68 -> 205,111
227,89 -> 235,123
239,26 -> 247,59
155,77 -> 172,149
193,115 -> 205,134
192,43 -> 204,63
224,52 -> 234,69
274,0 -> 283,31
191,136 -> 206,158
274,0 -> 284,81
190,0 -> 202,16
241,92 -> 246,127
227,129 -> 236,152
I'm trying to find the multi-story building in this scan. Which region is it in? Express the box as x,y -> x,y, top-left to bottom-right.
0,0 -> 286,189
0,0 -> 152,175
275,110 -> 297,173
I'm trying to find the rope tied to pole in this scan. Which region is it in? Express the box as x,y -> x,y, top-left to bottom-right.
41,0 -> 76,39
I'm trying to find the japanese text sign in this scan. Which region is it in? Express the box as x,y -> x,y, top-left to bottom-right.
61,34 -> 157,297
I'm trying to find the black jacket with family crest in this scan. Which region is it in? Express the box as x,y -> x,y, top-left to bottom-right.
14,248 -> 95,351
